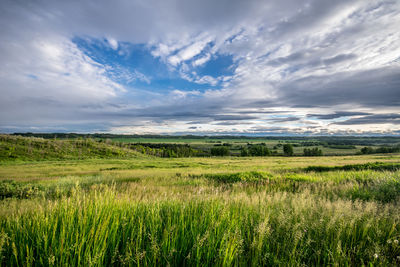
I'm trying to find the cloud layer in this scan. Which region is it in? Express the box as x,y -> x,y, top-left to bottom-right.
0,0 -> 399,134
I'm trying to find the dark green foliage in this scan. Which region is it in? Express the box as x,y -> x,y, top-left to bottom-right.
360,146 -> 400,154
241,144 -> 271,156
300,141 -> 322,146
305,162 -> 400,172
325,144 -> 356,149
248,144 -> 271,156
361,146 -> 375,154
128,143 -> 198,158
201,171 -> 271,183
347,179 -> 400,203
303,147 -> 323,156
283,144 -> 294,156
210,146 -> 230,156
240,147 -> 249,156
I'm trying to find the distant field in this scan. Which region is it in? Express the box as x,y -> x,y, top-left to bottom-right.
99,137 -> 397,157
111,137 -> 279,144
1,135 -> 400,266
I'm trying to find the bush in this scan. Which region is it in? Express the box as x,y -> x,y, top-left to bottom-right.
202,171 -> 271,183
283,144 -> 294,156
305,162 -> 400,172
247,145 -> 271,156
303,147 -> 323,156
210,146 -> 230,156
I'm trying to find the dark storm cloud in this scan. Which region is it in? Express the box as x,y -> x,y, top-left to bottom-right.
269,117 -> 300,123
250,126 -> 290,132
278,67 -> 400,108
267,0 -> 355,39
333,113 -> 400,125
308,111 -> 372,120
235,110 -> 290,114
213,115 -> 259,121
267,51 -> 309,66
249,125 -> 319,134
268,52 -> 357,70
214,121 -> 255,126
322,54 -> 358,65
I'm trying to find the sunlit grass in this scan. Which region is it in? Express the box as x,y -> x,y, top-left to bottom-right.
1,185 -> 399,266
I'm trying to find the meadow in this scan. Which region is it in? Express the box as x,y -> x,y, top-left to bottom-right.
0,135 -> 400,266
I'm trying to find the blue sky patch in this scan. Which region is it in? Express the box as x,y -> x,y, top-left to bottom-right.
72,37 -> 233,94
195,53 -> 235,77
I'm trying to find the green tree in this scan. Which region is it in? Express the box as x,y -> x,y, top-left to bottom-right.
248,144 -> 271,156
211,146 -> 230,156
303,147 -> 323,156
283,144 -> 294,156
360,146 -> 374,154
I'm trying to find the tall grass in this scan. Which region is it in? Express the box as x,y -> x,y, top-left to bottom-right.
1,153 -> 400,266
1,184 -> 399,266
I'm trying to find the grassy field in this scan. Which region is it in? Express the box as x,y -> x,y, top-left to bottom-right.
0,136 -> 400,266
12,133 -> 400,157
104,137 -> 365,156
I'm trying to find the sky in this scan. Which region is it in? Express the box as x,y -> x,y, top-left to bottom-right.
0,0 -> 399,135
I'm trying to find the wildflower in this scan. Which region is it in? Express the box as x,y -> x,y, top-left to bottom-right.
387,240 -> 392,244
394,239 -> 399,244
373,253 -> 378,259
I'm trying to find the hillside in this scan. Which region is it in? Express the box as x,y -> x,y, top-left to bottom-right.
0,135 -> 143,161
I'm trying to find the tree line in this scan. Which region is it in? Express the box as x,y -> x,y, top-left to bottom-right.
360,146 -> 400,155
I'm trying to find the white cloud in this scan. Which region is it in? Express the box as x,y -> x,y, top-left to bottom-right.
194,75 -> 218,86
178,40 -> 210,61
0,35 -> 125,125
165,37 -> 213,66
170,89 -> 201,99
107,37 -> 119,50
192,53 -> 211,67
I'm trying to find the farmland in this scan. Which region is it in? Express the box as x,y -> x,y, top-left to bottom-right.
0,135 -> 400,266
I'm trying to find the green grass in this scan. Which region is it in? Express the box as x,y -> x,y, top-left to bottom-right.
1,185 -> 399,266
0,135 -> 143,161
1,137 -> 400,266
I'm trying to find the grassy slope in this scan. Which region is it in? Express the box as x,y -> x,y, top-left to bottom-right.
0,135 -> 144,161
